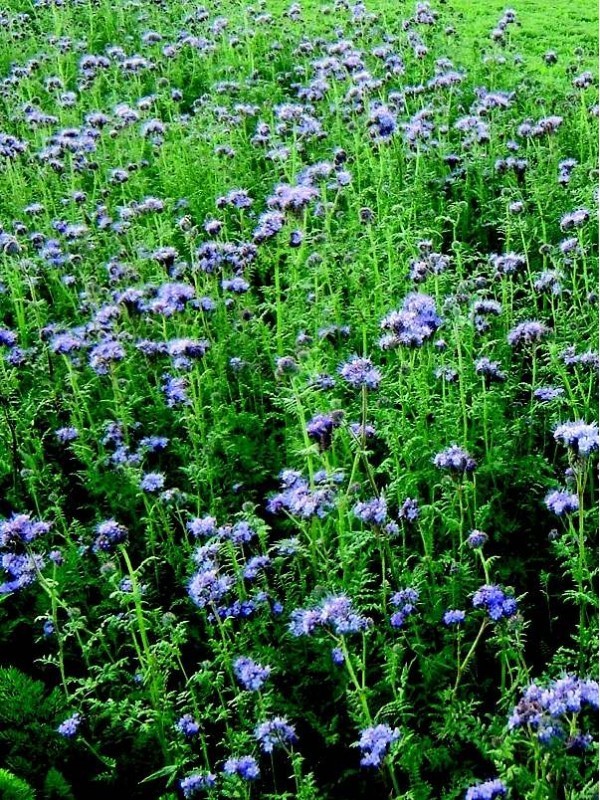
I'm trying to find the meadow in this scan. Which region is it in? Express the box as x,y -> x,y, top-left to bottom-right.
0,1 -> 597,798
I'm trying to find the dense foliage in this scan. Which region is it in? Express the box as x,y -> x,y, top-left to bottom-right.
0,1 -> 597,798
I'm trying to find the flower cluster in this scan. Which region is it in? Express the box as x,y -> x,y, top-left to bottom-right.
0,514 -> 52,595
339,356 -> 382,389
379,293 -> 442,348
390,588 -> 419,628
267,469 -> 338,519
233,656 -> 271,691
465,779 -> 507,800
553,421 -> 599,457
544,490 -> 579,516
290,594 -> 372,637
356,724 -> 400,768
433,445 -> 477,474
223,755 -> 260,780
254,717 -> 297,753
472,585 -> 518,621
508,676 -> 598,751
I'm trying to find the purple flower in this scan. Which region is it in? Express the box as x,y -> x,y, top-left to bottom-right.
275,356 -> 298,376
566,733 -> 593,753
507,321 -> 549,347
306,412 -> 343,450
368,103 -> 397,141
57,712 -> 81,738
356,724 -> 400,768
88,339 -> 126,374
465,779 -> 507,800
473,300 -> 502,316
554,421 -> 599,457
290,595 -> 371,637
573,71 -> 594,89
289,230 -> 303,247
243,555 -> 270,580
216,188 -> 253,209
267,183 -> 319,212
380,293 -> 442,348
545,490 -> 579,516
0,328 -> 17,347
390,588 -> 419,628
475,358 -> 506,383
140,472 -> 165,493
349,422 -> 377,439
163,374 -> 189,407
534,387 -> 564,403
0,553 -> 45,595
398,498 -> 419,523
180,772 -> 216,797
353,497 -> 388,525
472,584 -> 517,621
176,714 -> 200,738
167,338 -> 210,363
188,567 -> 233,609
443,609 -> 466,626
227,521 -> 257,545
223,755 -> 260,781
187,516 -> 217,539
0,514 -> 51,547
467,530 -> 488,549
509,676 -> 598,749
55,426 -> 79,443
267,470 -> 335,520
222,276 -> 250,293
253,211 -> 285,243
148,282 -> 195,316
93,519 -> 128,552
339,356 -> 382,389
138,436 -> 169,453
561,348 -> 598,370
433,445 -> 477,474
560,208 -> 590,231
255,717 -> 297,753
489,252 -> 526,275
233,656 -> 271,691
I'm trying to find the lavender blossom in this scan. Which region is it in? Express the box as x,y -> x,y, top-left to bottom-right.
465,779 -> 507,800
339,356 -> 382,389
544,490 -> 579,516
255,717 -> 297,753
233,656 -> 271,691
223,755 -> 260,780
433,445 -> 477,474
356,724 -> 400,768
472,584 -> 517,621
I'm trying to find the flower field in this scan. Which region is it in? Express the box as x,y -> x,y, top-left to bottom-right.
0,1 -> 597,798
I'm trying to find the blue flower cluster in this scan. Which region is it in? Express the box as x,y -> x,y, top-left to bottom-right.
508,675 -> 598,749
465,778 -> 507,800
433,445 -> 477,474
472,585 -> 518,621
379,292 -> 442,348
545,489 -> 579,516
390,588 -> 419,628
0,514 -> 51,594
233,656 -> 271,692
356,724 -> 400,768
290,594 -> 372,637
554,420 -> 599,457
267,469 -> 340,519
254,717 -> 297,753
